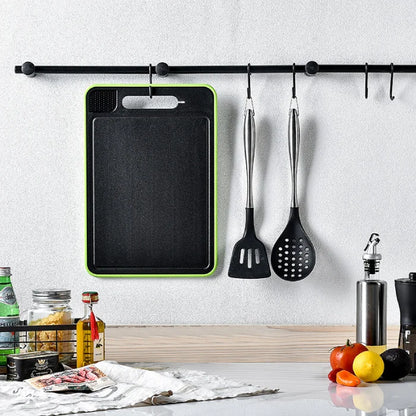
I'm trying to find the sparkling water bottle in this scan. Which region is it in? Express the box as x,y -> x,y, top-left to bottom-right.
0,267 -> 20,367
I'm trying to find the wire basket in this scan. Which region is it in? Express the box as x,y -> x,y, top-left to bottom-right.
0,321 -> 77,374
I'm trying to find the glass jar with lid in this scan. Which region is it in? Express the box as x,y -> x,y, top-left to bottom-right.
25,289 -> 74,363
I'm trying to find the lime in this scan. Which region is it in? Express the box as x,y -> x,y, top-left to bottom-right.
381,348 -> 411,380
353,351 -> 384,382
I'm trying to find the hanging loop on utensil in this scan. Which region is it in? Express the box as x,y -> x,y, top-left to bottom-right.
148,64 -> 153,99
289,63 -> 299,113
364,62 -> 369,99
244,64 -> 254,114
389,63 -> 395,101
246,63 -> 252,99
292,63 -> 296,99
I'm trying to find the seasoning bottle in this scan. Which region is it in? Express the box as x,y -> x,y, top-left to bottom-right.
356,233 -> 387,354
26,289 -> 73,362
0,267 -> 19,368
395,272 -> 416,373
76,292 -> 105,367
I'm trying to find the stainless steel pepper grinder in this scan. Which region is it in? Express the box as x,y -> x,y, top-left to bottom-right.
356,233 -> 387,353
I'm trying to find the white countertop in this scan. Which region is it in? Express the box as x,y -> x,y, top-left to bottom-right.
89,363 -> 416,415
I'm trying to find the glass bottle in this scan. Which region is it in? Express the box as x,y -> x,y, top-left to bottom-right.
76,292 -> 105,367
0,267 -> 20,368
26,289 -> 73,363
356,233 -> 387,354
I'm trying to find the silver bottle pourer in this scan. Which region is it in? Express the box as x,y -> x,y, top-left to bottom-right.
356,233 -> 387,347
362,232 -> 382,275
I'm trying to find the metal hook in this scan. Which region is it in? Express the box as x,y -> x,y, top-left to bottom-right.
149,64 -> 153,99
246,63 -> 251,99
364,63 -> 368,99
390,63 -> 395,100
244,64 -> 255,114
289,63 -> 299,113
292,63 -> 296,99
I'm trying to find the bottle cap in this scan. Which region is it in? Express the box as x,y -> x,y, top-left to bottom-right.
395,274 -> 416,326
362,233 -> 382,261
0,267 -> 11,276
395,272 -> 416,283
82,291 -> 99,303
363,233 -> 382,275
32,289 -> 71,301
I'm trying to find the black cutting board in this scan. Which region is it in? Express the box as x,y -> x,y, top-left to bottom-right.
86,85 -> 217,276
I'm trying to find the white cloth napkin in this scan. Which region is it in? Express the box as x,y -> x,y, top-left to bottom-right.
0,361 -> 278,415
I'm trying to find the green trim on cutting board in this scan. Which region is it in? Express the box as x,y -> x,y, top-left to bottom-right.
85,84 -> 218,278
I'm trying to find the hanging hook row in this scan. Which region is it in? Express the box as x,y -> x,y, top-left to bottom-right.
365,62 -> 396,100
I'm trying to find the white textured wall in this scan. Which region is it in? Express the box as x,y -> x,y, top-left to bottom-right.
1,0 -> 415,325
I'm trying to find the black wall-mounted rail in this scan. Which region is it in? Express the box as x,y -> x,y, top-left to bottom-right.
14,61 -> 416,77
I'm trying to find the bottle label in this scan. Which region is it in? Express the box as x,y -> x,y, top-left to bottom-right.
0,316 -> 19,350
0,286 -> 16,305
93,332 -> 104,361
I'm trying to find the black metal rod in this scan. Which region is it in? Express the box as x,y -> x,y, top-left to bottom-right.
14,61 -> 416,76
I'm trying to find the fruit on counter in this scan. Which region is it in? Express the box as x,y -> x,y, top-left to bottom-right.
336,370 -> 361,387
380,348 -> 411,380
330,339 -> 368,373
353,351 -> 384,382
328,368 -> 342,382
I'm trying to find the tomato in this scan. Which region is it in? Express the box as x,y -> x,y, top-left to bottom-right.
328,368 -> 342,382
330,340 -> 368,373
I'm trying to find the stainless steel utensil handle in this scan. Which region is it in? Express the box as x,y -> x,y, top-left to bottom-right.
244,105 -> 255,208
288,106 -> 300,208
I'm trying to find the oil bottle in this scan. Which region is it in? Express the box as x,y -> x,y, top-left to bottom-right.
76,291 -> 105,367
356,233 -> 387,354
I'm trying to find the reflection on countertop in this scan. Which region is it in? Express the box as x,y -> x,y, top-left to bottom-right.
10,362 -> 416,415
90,363 -> 416,416
329,378 -> 416,415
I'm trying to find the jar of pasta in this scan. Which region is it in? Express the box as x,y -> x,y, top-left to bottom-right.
26,289 -> 73,362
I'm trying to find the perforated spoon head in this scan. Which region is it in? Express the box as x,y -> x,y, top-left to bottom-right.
271,208 -> 316,281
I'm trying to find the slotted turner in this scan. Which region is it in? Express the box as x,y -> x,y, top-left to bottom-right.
228,72 -> 271,279
271,97 -> 316,281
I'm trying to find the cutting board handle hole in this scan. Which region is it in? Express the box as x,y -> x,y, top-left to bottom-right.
122,95 -> 181,109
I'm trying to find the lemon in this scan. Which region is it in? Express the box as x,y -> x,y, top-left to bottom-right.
353,351 -> 384,382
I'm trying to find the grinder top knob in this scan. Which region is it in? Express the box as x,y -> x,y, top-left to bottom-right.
395,272 -> 416,326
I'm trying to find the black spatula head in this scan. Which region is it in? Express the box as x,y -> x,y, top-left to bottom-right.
228,208 -> 271,279
271,208 -> 316,281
